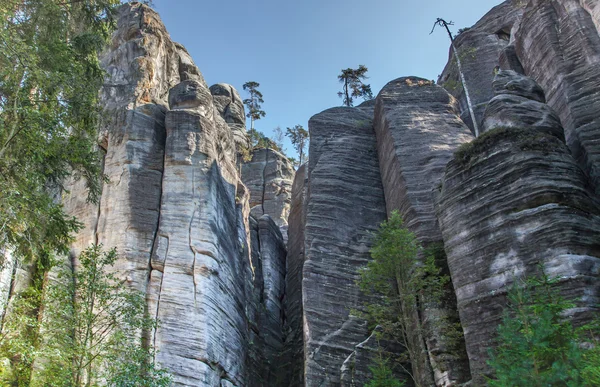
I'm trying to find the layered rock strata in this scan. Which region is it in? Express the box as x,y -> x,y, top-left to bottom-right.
438,0 -> 523,132
241,148 -> 295,234
59,4 -> 289,386
303,107 -> 388,386
147,79 -> 246,385
280,164 -> 308,387
374,77 -> 473,386
513,0 -> 600,194
482,70 -> 564,140
340,328 -> 411,387
246,214 -> 288,386
436,71 -> 600,384
210,83 -> 249,152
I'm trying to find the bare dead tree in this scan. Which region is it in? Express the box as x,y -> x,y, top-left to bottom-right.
431,18 -> 480,137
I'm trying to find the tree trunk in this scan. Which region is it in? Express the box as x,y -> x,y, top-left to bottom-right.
443,22 -> 480,137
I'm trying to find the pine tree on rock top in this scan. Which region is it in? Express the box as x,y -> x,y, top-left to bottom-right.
338,65 -> 374,107
242,81 -> 266,131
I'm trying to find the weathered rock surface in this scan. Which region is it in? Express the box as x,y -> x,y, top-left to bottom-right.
147,77 -> 247,385
241,148 -> 295,233
482,70 -> 564,140
374,77 -> 472,386
514,0 -> 600,194
60,4 -> 289,386
438,0 -> 523,132
303,107 -> 388,386
340,328 -> 412,387
210,83 -> 249,152
280,164 -> 308,387
436,72 -> 600,384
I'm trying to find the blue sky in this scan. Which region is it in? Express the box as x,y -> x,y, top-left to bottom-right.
153,0 -> 502,158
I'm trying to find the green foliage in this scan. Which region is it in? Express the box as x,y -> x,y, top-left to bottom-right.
242,81 -> 266,131
0,245 -> 170,386
285,124 -> 309,166
488,273 -> 600,386
338,65 -> 373,107
359,211 -> 450,385
248,128 -> 281,153
0,0 -> 120,267
366,354 -> 405,387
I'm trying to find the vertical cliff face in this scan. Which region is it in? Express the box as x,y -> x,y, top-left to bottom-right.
210,83 -> 250,152
57,4 -> 290,386
438,0 -> 523,133
281,164 -> 308,386
303,107 -> 388,386
3,2 -> 600,386
241,148 -> 295,234
513,0 -> 600,194
374,77 -> 472,386
436,71 -> 600,384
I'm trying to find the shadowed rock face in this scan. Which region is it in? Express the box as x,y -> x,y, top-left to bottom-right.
303,107 -> 388,386
341,328 -> 413,387
514,0 -> 600,194
280,164 -> 308,387
374,77 -> 473,387
436,71 -> 600,385
438,0 -> 523,133
482,70 -> 564,140
241,148 -> 295,234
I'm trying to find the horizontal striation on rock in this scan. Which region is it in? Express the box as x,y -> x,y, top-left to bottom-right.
210,83 -> 249,152
436,77 -> 600,383
374,77 -> 473,386
304,107 -> 388,386
280,164 -> 308,387
148,79 -> 248,386
482,70 -> 564,140
89,2 -> 202,293
438,0 -> 523,133
241,148 -> 295,234
514,0 -> 600,194
258,214 -> 287,384
340,327 -> 413,387
374,77 -> 473,242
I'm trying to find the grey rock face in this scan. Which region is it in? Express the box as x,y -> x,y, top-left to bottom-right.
148,76 -> 246,385
438,1 -> 523,132
60,4 -> 289,386
374,77 -> 472,387
303,107 -> 388,386
210,83 -> 249,152
514,0 -> 600,194
280,164 -> 308,387
437,79 -> 600,384
340,328 -> 412,387
482,70 -> 564,140
241,148 -> 295,233
93,2 -> 190,294
246,214 -> 288,386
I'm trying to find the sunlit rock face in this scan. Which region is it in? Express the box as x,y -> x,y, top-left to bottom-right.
59,4 -> 289,386
302,107 -> 388,386
513,0 -> 600,195
210,83 -> 250,153
374,77 -> 473,387
438,0 -> 523,133
241,148 -> 295,238
436,70 -> 600,385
